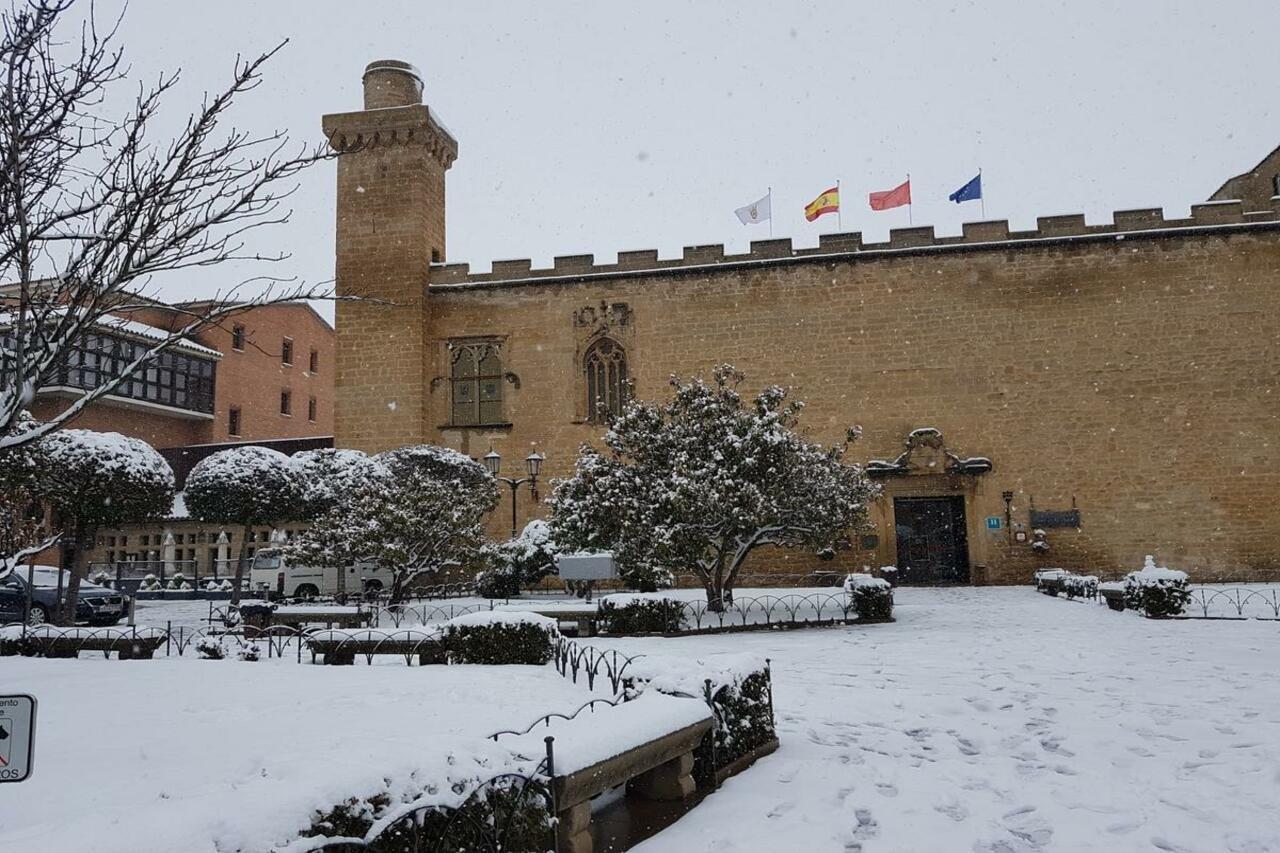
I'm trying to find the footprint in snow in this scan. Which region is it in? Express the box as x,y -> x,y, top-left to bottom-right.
766,800 -> 795,819
849,807 -> 880,840
951,733 -> 981,756
875,781 -> 899,797
934,798 -> 970,822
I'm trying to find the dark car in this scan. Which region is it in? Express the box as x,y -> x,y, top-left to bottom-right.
0,566 -> 127,626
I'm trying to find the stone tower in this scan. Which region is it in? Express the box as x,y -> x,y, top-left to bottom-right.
323,60 -> 457,452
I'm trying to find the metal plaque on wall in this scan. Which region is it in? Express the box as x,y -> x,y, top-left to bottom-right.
1029,509 -> 1081,529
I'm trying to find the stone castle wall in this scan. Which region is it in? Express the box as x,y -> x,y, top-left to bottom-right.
417,213 -> 1280,584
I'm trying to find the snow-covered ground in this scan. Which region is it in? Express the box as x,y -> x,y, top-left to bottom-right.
5,587 -> 1277,852
0,658 -> 587,853
590,587 -> 1280,853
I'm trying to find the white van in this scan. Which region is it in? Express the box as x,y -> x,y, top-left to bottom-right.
249,549 -> 393,598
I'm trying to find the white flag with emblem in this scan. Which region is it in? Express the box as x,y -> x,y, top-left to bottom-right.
734,192 -> 771,225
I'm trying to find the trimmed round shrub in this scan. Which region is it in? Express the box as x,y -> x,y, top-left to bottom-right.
596,594 -> 685,634
442,612 -> 558,665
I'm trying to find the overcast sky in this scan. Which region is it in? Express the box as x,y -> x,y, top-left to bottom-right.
106,1 -> 1280,318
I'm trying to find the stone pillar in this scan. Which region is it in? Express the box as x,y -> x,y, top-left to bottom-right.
627,752 -> 696,800
322,60 -> 457,453
161,530 -> 176,583
556,800 -> 593,853
215,530 -> 230,579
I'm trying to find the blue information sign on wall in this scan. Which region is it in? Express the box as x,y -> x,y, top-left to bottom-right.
985,516 -> 1003,530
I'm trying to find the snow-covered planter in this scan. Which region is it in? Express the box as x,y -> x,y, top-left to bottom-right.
442,611 -> 558,665
1123,556 -> 1191,618
90,570 -> 112,588
844,573 -> 894,621
624,653 -> 777,787
1034,568 -> 1070,595
596,593 -> 686,635
137,573 -> 162,592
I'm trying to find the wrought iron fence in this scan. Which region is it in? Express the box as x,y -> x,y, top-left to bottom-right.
1183,586 -> 1280,620
551,636 -> 643,694
676,591 -> 856,631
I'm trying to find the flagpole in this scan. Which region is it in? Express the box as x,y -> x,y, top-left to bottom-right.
768,187 -> 773,238
836,179 -> 842,231
979,168 -> 985,219
906,173 -> 912,226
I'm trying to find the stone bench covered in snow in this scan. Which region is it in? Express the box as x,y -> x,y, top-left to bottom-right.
305,627 -> 445,665
502,691 -> 713,853
1,625 -> 168,659
241,604 -> 370,633
495,600 -> 601,637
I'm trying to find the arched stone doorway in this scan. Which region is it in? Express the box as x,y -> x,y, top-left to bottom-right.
867,428 -> 993,585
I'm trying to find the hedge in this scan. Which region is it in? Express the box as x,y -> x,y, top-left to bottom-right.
596,594 -> 685,634
843,573 -> 894,621
624,653 -> 776,787
441,612 -> 559,665
1123,557 -> 1190,618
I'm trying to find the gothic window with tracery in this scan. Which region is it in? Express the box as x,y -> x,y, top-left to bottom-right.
450,340 -> 504,425
584,338 -> 628,422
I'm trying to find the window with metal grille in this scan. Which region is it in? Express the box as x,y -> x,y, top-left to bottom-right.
232,325 -> 246,350
280,390 -> 292,416
308,396 -> 317,422
282,338 -> 293,365
584,338 -> 628,422
449,340 -> 504,425
229,407 -> 241,436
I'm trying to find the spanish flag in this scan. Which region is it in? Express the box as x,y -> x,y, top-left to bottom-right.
804,186 -> 840,222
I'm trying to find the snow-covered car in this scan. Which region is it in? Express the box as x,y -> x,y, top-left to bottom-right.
0,566 -> 127,625
248,549 -> 392,598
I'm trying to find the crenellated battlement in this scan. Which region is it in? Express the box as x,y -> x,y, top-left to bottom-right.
429,196 -> 1280,288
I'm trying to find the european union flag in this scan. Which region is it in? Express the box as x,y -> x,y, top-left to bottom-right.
949,173 -> 982,204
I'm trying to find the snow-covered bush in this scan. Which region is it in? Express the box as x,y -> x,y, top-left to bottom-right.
597,593 -> 685,634
195,636 -> 227,659
550,365 -> 878,608
442,611 -> 558,665
1123,556 -> 1190,617
303,755 -> 552,851
1061,573 -> 1098,599
474,566 -> 521,600
195,634 -> 261,661
625,653 -> 776,786
166,572 -> 192,591
91,570 -> 112,587
138,573 -> 162,592
844,573 -> 894,621
477,520 -> 560,599
186,446 -> 303,604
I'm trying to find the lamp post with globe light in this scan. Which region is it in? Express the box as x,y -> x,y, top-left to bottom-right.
482,450 -> 545,539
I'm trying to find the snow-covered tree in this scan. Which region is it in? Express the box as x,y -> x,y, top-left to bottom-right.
288,445 -> 497,603
550,365 -> 879,609
0,412 -> 52,571
185,446 -> 302,605
0,1 -> 339,453
292,448 -> 376,518
35,430 -> 174,623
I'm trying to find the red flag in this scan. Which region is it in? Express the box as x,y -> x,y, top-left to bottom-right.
869,179 -> 912,211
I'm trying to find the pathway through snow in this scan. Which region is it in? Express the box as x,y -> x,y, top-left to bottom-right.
599,587 -> 1280,853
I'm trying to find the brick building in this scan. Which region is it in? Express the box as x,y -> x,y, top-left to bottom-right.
325,60 -> 1280,585
19,299 -> 336,581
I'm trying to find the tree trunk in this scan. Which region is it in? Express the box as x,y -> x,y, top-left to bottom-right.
57,524 -> 87,626
388,569 -> 406,606
230,525 -> 250,606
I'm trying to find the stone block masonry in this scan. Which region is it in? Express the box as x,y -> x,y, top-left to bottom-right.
327,57 -> 1280,585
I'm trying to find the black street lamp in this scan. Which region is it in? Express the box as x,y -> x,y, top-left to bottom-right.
483,450 -> 546,538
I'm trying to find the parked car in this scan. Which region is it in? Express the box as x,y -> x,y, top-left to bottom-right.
248,549 -> 393,598
0,565 -> 127,625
